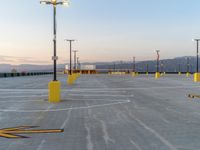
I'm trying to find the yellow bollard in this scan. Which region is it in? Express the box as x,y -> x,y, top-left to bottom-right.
146,72 -> 149,76
194,73 -> 200,82
131,72 -> 136,77
178,72 -> 181,75
67,74 -> 74,85
73,74 -> 77,81
186,72 -> 190,77
155,72 -> 161,79
48,81 -> 61,103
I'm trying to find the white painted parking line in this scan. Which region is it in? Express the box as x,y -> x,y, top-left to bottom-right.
0,95 -> 47,98
1,85 -> 199,92
66,94 -> 133,97
0,99 -> 45,103
0,100 -> 131,113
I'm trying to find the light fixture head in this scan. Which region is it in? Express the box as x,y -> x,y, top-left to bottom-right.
62,0 -> 70,6
193,39 -> 200,42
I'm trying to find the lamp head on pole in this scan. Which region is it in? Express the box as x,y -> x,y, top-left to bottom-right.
40,0 -> 70,6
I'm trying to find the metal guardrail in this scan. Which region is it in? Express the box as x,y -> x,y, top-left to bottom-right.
0,72 -> 53,78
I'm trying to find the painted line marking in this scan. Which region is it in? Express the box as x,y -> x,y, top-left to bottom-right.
0,100 -> 45,103
0,100 -> 131,113
0,95 -> 47,98
66,94 -> 132,97
0,85 -> 200,92
0,99 -> 130,103
0,126 -> 63,138
36,140 -> 46,150
125,106 -> 178,150
60,109 -> 72,129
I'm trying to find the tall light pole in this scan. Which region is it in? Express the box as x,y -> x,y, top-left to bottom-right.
77,57 -> 79,70
156,50 -> 160,73
40,0 -> 69,103
178,64 -> 181,75
65,39 -> 75,75
73,50 -> 78,70
193,39 -> 200,82
40,0 -> 69,81
133,57 -> 136,72
146,64 -> 149,74
155,50 -> 161,79
193,39 -> 200,72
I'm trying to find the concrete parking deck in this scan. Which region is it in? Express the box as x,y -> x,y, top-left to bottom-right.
0,74 -> 200,150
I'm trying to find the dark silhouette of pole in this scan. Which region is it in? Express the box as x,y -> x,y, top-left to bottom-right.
53,5 -> 57,81
133,57 -> 136,72
40,0 -> 69,81
178,64 -> 181,73
156,50 -> 160,72
77,57 -> 79,70
146,64 -> 149,73
187,57 -> 190,73
113,63 -> 116,72
73,50 -> 78,70
65,39 -> 75,75
193,39 -> 200,72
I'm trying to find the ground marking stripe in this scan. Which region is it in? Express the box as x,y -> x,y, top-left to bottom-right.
0,85 -> 199,92
0,100 -> 130,113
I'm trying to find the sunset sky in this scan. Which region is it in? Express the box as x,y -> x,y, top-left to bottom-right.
0,0 -> 200,65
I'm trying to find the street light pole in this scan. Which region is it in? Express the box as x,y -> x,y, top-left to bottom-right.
53,5 -> 57,81
193,39 -> 200,72
65,39 -> 75,75
77,57 -> 79,70
155,50 -> 161,79
73,50 -> 78,70
187,57 -> 190,72
40,0 -> 69,103
156,50 -> 160,73
133,57 -> 135,72
40,0 -> 69,81
193,39 -> 200,82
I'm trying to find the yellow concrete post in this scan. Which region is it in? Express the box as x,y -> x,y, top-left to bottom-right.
48,81 -> 61,103
131,72 -> 136,77
67,74 -> 74,85
73,74 -> 76,81
146,72 -> 149,76
178,72 -> 181,75
194,73 -> 200,82
186,72 -> 190,77
155,72 -> 161,79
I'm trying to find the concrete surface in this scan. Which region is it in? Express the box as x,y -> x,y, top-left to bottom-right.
0,74 -> 200,150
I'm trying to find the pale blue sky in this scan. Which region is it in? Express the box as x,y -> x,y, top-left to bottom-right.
0,0 -> 200,64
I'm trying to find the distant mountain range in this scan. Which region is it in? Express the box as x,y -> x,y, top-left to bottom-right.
0,64 -> 65,73
96,56 -> 197,73
0,56 -> 197,73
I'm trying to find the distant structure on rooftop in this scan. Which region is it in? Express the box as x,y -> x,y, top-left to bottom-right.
65,64 -> 97,74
